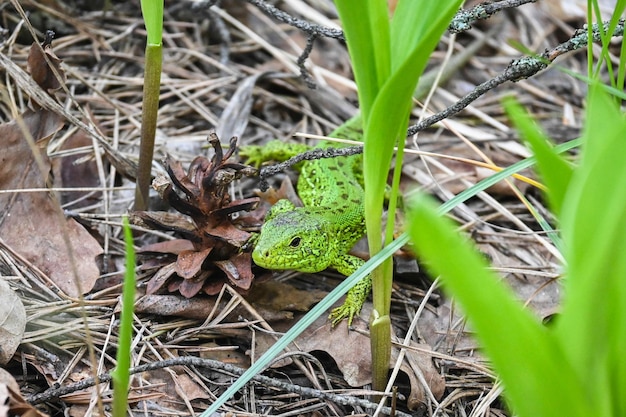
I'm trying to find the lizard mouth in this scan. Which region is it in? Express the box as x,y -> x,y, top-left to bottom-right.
252,245 -> 327,273
251,247 -> 277,268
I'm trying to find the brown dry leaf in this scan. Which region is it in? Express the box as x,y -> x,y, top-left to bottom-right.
138,368 -> 195,413
0,41 -> 103,297
135,293 -> 222,320
255,302 -> 444,409
26,33 -> 65,95
135,282 -> 312,322
51,108 -> 105,209
0,280 -> 26,365
0,383 -> 8,417
199,342 -> 249,367
173,373 -> 211,402
0,368 -> 49,417
245,280 -> 326,313
0,110 -> 103,297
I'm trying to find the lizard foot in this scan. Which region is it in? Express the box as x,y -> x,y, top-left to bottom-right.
329,302 -> 360,327
328,276 -> 371,327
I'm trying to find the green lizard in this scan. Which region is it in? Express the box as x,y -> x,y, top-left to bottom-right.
241,116 -> 370,326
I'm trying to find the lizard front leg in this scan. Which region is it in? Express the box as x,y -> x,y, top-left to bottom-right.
328,254 -> 371,326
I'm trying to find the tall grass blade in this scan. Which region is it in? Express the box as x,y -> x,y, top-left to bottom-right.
504,98 -> 574,216
407,195 -> 591,417
555,85 -> 626,415
110,217 -> 136,417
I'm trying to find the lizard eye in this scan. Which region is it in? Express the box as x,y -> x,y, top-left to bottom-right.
289,237 -> 301,247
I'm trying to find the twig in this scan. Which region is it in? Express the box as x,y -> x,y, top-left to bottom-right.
242,0 -> 537,41
257,145 -> 363,191
449,0 -> 538,33
245,0 -> 345,41
297,34 -> 318,89
27,356 -> 409,416
408,19 -> 625,135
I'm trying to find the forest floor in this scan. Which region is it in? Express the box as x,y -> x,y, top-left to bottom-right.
0,0 -> 610,416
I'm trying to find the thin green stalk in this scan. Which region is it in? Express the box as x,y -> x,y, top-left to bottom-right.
370,132 -> 406,390
134,0 -> 164,210
111,216 -> 136,417
134,44 -> 162,210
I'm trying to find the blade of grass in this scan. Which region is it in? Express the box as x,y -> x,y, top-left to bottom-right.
110,216 -> 136,417
407,194 -> 592,417
503,97 -> 574,216
333,0 -> 386,122
555,85 -> 626,415
335,0 -> 463,392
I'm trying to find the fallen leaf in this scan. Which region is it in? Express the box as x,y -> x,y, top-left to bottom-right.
0,110 -> 103,297
244,280 -> 326,313
52,108 -> 105,209
199,342 -> 249,368
0,367 -> 49,417
173,373 -> 211,402
138,369 -> 190,413
0,280 -> 26,365
135,281 -> 316,322
26,31 -> 65,95
0,41 -> 102,297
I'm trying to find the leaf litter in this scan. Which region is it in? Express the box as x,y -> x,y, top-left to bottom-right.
0,35 -> 102,298
0,1 -> 595,416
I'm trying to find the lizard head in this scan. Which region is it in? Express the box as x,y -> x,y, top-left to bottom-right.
252,209 -> 335,273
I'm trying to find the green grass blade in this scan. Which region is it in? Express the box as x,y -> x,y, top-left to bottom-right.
140,0 -> 163,46
407,195 -> 591,417
504,97 -> 574,216
555,85 -> 626,415
111,216 -> 136,417
334,0 -> 386,121
390,1 -> 460,70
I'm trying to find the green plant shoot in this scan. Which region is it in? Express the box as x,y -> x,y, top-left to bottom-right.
134,0 -> 164,210
334,0 -> 463,390
110,216 -> 137,417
